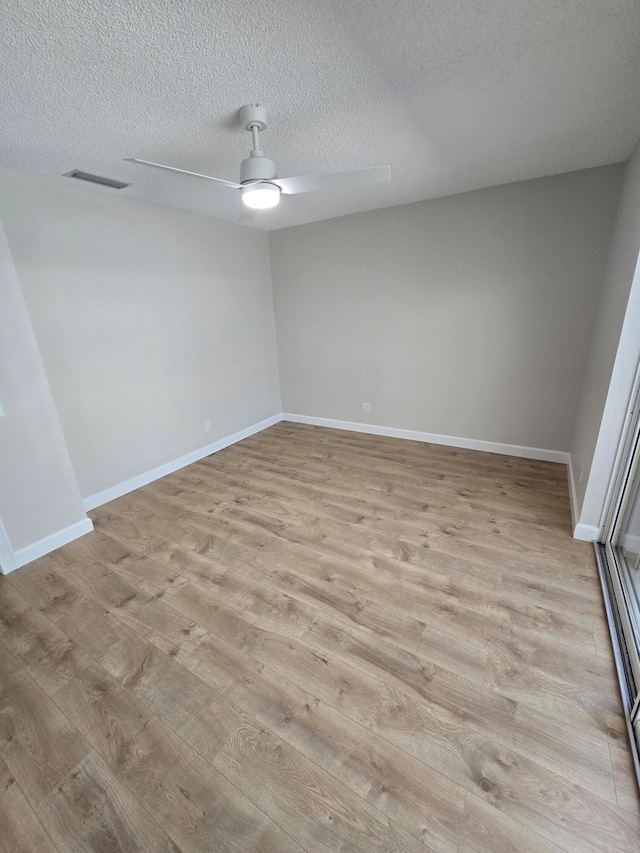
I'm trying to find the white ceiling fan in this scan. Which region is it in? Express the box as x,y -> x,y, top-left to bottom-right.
126,104 -> 390,212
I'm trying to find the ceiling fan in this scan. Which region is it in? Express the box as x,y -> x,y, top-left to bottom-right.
126,104 -> 390,211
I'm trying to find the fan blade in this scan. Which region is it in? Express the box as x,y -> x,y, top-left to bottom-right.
274,165 -> 390,195
124,158 -> 242,189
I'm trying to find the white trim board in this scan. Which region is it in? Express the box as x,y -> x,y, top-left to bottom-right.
0,517 -> 16,574
573,523 -> 600,542
568,454 -> 582,536
5,517 -> 94,574
282,413 -> 570,464
557,454 -> 600,541
83,413 -> 283,511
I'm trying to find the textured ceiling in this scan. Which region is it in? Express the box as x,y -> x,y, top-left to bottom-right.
2,1 -> 640,230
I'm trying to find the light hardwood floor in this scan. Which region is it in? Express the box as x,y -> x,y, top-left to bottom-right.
1,422 -> 639,852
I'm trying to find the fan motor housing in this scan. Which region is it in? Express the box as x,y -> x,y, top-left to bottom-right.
240,155 -> 277,183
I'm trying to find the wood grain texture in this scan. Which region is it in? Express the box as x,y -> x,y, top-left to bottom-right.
611,742 -> 640,818
0,755 -> 57,853
0,422 -> 638,851
36,751 -> 180,853
0,644 -> 90,808
457,792 -> 565,853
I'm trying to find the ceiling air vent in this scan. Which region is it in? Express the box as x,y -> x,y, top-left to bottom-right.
64,170 -> 131,189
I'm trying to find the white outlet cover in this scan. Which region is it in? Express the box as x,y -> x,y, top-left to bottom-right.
205,421 -> 212,432
361,402 -> 372,413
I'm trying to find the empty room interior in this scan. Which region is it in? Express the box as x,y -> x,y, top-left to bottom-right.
3,1 -> 640,851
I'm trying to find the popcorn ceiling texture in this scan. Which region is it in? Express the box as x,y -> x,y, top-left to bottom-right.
1,0 -> 639,230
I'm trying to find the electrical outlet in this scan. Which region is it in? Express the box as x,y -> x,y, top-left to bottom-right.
205,421 -> 212,433
361,402 -> 372,413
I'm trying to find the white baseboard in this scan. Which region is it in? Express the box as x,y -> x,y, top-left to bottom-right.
282,413 -> 570,464
5,517 -> 95,573
573,523 -> 600,542
83,413 -> 283,511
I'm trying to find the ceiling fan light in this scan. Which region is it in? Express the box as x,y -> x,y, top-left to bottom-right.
241,182 -> 280,209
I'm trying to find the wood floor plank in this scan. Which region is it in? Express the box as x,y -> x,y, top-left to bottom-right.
49,658 -> 154,772
52,558 -> 154,614
63,530 -> 188,597
301,612 -> 516,742
457,792 -> 565,853
162,466 -> 575,576
50,654 -> 304,852
498,570 -> 603,622
207,467 -> 577,578
165,581 -> 640,853
0,755 -> 58,853
171,461 -> 515,569
594,623 -> 616,659
197,448 -> 569,536
100,620 -> 438,853
98,633 -> 241,764
36,750 -> 179,853
2,423 -> 638,852
512,704 -> 617,803
107,603 -> 467,853
267,422 -> 568,477
167,580 -> 508,768
485,633 -> 626,746
162,467 -> 512,597
56,558 -> 209,649
223,432 -> 571,497
212,713 -> 431,853
92,499 -> 490,683
6,563 -> 140,662
151,468 -> 595,600
108,714 -> 306,853
110,490 -> 496,680
192,631 -> 465,852
611,742 -> 640,818
0,644 -> 90,808
97,495 -> 428,612
0,596 -> 93,697
211,433 -> 573,524
210,454 -> 572,540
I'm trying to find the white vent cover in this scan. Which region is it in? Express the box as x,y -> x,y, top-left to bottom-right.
64,170 -> 131,189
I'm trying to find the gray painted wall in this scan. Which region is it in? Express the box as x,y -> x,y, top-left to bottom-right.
571,142 -> 640,526
270,166 -> 623,452
0,169 -> 281,500
0,223 -> 87,553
